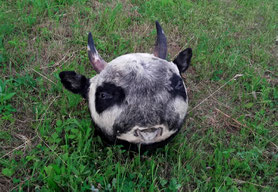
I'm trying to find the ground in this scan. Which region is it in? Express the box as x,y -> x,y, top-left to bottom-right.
0,0 -> 277,191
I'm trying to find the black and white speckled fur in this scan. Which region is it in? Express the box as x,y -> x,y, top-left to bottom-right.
88,53 -> 188,142
59,21 -> 192,151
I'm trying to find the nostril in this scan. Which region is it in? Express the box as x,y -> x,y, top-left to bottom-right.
157,127 -> 163,136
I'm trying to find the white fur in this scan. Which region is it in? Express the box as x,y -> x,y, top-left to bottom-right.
109,53 -> 154,66
173,97 -> 188,121
109,53 -> 178,70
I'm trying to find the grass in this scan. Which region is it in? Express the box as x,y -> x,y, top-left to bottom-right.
0,0 -> 277,191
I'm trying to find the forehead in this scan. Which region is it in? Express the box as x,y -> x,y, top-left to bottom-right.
96,53 -> 180,86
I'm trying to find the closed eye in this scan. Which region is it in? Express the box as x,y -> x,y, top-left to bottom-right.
175,78 -> 184,91
169,74 -> 187,100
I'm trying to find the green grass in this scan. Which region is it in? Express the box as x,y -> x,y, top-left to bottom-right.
0,0 -> 277,191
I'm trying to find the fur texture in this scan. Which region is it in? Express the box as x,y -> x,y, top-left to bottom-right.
87,53 -> 188,145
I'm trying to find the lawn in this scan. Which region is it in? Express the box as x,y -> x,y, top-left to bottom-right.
0,0 -> 277,191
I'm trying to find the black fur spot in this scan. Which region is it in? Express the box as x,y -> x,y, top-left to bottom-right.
59,71 -> 90,99
169,74 -> 187,101
95,83 -> 125,114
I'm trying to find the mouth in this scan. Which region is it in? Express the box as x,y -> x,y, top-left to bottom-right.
116,125 -> 177,144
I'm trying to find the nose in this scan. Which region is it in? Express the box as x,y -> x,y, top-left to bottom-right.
134,127 -> 163,142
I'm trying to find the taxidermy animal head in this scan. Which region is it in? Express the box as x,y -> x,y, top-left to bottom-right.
59,21 -> 192,151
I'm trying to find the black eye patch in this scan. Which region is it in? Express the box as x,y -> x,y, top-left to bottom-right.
95,83 -> 125,114
169,74 -> 187,101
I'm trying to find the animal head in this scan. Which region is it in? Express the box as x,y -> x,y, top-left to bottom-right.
59,21 -> 192,151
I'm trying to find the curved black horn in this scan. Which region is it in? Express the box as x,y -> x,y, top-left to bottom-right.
154,21 -> 167,59
88,32 -> 107,73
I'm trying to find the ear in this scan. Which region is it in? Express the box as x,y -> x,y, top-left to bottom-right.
59,71 -> 90,99
173,48 -> 192,73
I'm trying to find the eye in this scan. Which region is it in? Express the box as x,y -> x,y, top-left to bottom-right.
95,83 -> 125,114
169,74 -> 187,100
98,92 -> 113,100
175,78 -> 184,91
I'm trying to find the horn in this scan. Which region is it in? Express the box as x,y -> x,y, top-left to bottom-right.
154,21 -> 167,59
88,32 -> 107,73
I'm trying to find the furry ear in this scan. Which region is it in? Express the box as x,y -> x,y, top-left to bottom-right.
59,71 -> 90,99
173,48 -> 192,73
